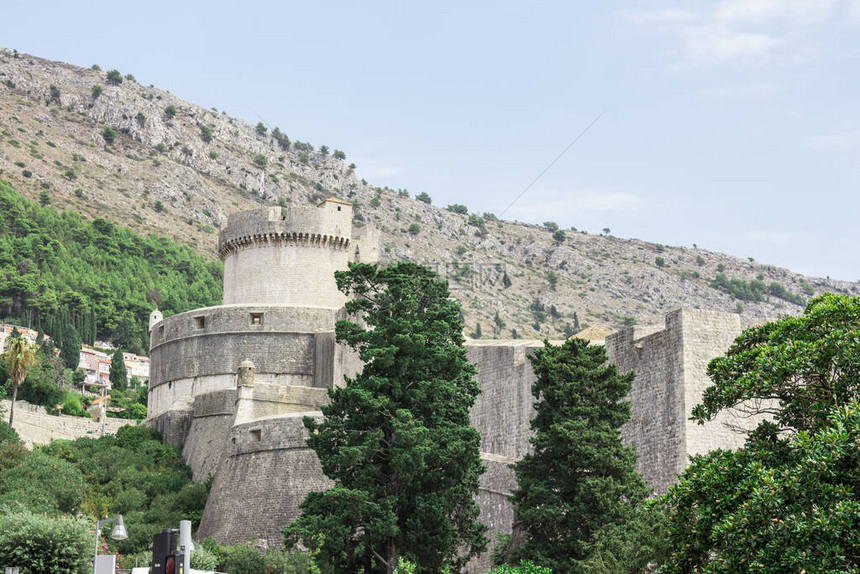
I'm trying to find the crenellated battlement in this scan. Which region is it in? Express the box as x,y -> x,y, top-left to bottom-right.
218,231 -> 350,259
217,199 -> 371,308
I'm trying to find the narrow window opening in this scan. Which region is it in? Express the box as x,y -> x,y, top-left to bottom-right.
250,312 -> 263,326
250,429 -> 261,442
337,206 -> 341,211
194,316 -> 205,329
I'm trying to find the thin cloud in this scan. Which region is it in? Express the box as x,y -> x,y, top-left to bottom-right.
715,0 -> 837,26
805,131 -> 860,149
679,25 -> 779,66
619,0 -> 852,67
615,9 -> 697,25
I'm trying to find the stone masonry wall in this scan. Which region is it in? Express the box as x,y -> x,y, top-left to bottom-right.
679,309 -> 753,456
197,413 -> 332,548
606,314 -> 687,493
466,341 -> 541,460
3,400 -> 137,447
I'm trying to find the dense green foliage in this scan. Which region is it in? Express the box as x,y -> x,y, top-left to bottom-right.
489,561 -> 553,574
578,502 -> 669,574
709,273 -> 804,305
0,179 -> 222,353
663,293 -> 860,572
511,338 -> 649,573
285,263 -> 486,573
0,508 -> 92,574
0,425 -> 207,557
1,341 -> 65,413
198,539 -> 320,574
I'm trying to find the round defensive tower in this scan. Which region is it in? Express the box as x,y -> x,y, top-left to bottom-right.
218,200 -> 353,309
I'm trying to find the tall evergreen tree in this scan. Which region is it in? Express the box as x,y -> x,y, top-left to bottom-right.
59,323 -> 80,370
285,262 -> 487,573
109,348 -> 127,392
511,338 -> 649,572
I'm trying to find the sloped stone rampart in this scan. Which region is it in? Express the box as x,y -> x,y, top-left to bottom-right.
197,413 -> 331,548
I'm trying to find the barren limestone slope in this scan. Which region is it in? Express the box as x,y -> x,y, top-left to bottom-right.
0,49 -> 855,338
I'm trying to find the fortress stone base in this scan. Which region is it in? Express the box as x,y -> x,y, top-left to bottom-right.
147,200 -> 755,572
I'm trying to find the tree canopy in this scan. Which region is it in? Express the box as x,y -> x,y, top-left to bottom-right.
510,337 -> 650,572
0,179 -> 222,353
285,262 -> 486,573
663,293 -> 860,572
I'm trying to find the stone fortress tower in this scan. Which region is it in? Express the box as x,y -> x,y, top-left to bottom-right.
147,198 -> 754,571
147,199 -> 379,546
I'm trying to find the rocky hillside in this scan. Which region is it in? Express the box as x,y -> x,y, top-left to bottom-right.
0,49 -> 855,338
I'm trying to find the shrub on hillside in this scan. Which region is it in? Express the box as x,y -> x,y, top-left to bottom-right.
0,508 -> 91,574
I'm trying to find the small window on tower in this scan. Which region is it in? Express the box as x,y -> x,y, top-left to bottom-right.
337,206 -> 341,211
250,313 -> 263,326
193,316 -> 205,329
250,429 -> 261,442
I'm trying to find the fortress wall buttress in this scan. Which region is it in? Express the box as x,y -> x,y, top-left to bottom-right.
197,413 -> 332,549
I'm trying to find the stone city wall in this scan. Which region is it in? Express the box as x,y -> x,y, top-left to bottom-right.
3,400 -> 137,447
466,341 -> 541,461
606,316 -> 687,493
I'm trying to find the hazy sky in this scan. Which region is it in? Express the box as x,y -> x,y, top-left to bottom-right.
3,1 -> 859,280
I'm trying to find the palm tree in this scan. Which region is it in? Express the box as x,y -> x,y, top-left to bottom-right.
4,336 -> 37,426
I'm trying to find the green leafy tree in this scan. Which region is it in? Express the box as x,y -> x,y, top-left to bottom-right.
92,84 -> 103,98
256,121 -> 267,135
416,192 -> 432,204
110,348 -> 128,391
511,338 -> 649,572
3,336 -> 36,426
663,293 -> 860,573
285,262 -> 487,573
164,105 -> 177,119
102,126 -> 117,145
252,154 -> 268,168
106,69 -> 123,85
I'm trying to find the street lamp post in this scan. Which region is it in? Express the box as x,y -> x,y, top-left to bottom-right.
93,514 -> 128,574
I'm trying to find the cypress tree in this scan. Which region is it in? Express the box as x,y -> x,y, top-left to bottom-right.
285,262 -> 487,573
110,348 -> 128,391
511,338 -> 649,572
59,323 -> 81,369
